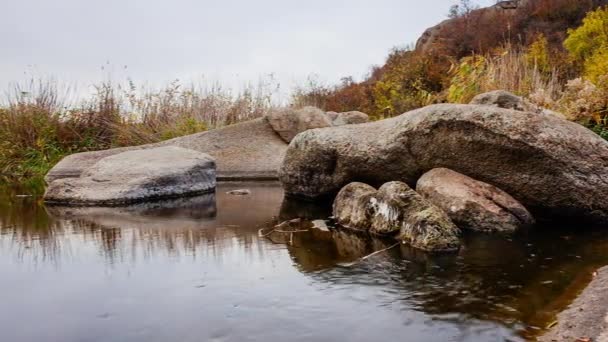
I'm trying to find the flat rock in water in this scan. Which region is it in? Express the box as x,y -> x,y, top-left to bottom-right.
44,146 -> 216,205
280,103 -> 608,225
333,181 -> 461,252
417,168 -> 535,233
45,117 -> 288,183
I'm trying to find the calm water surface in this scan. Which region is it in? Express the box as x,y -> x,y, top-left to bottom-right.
1,182 -> 608,342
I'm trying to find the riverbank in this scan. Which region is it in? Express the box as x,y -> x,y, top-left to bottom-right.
540,266 -> 608,342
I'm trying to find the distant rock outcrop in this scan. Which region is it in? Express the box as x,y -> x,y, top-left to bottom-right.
416,1 -> 524,54
415,0 -> 608,56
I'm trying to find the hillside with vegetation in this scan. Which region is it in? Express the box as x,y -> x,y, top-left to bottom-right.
295,0 -> 608,136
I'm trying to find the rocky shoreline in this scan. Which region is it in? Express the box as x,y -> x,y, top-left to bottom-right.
539,266 -> 608,342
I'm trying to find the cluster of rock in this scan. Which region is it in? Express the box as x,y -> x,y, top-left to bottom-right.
331,168 -> 536,252
44,107 -> 368,205
280,92 -> 608,251
333,181 -> 461,252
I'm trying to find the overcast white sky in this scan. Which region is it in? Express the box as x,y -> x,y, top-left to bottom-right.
2,0 -> 494,96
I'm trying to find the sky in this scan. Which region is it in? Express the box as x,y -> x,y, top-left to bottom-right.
1,0 -> 495,97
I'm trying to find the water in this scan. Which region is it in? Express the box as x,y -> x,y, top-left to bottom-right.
1,182 -> 608,342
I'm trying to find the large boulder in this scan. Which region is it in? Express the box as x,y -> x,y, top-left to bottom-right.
267,106 -> 332,143
333,182 -> 461,252
280,104 -> 608,224
328,111 -> 370,126
44,146 -> 216,205
416,168 -> 535,233
45,117 -> 288,183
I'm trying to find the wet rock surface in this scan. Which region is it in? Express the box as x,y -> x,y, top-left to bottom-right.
44,146 -> 216,205
417,168 -> 535,233
333,181 -> 461,252
280,103 -> 608,225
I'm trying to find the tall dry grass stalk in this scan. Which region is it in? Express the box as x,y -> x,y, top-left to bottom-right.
483,50 -> 562,103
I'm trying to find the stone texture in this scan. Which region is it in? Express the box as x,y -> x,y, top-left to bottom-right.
333,182 -> 461,252
416,168 -> 535,233
539,266 -> 608,342
470,90 -> 565,118
415,1 -> 525,54
332,182 -> 378,232
267,106 -> 332,143
45,117 -> 288,183
331,111 -> 370,126
280,103 -> 608,224
44,146 -> 216,205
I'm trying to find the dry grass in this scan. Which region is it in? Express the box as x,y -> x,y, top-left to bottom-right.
0,77 -> 280,185
447,47 -> 563,104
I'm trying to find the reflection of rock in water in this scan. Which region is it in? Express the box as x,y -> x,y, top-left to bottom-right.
272,224 -> 399,272
279,197 -> 331,221
39,182 -> 286,263
46,193 -> 217,230
332,230 -> 369,260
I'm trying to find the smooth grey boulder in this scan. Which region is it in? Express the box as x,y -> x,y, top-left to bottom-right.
416,168 -> 535,233
280,104 -> 608,224
333,182 -> 461,252
470,90 -> 565,118
267,106 -> 332,143
330,111 -> 370,126
45,117 -> 287,183
44,146 -> 216,205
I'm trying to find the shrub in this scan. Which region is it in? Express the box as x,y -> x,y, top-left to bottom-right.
564,6 -> 608,83
557,77 -> 608,123
526,34 -> 551,74
368,49 -> 444,117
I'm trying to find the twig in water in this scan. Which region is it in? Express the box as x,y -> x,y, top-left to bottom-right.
258,228 -> 309,238
338,242 -> 401,267
274,229 -> 309,234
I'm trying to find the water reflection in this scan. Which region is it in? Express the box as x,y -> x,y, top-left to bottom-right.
0,183 -> 607,341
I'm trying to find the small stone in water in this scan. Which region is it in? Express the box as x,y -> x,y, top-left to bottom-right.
227,189 -> 251,196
